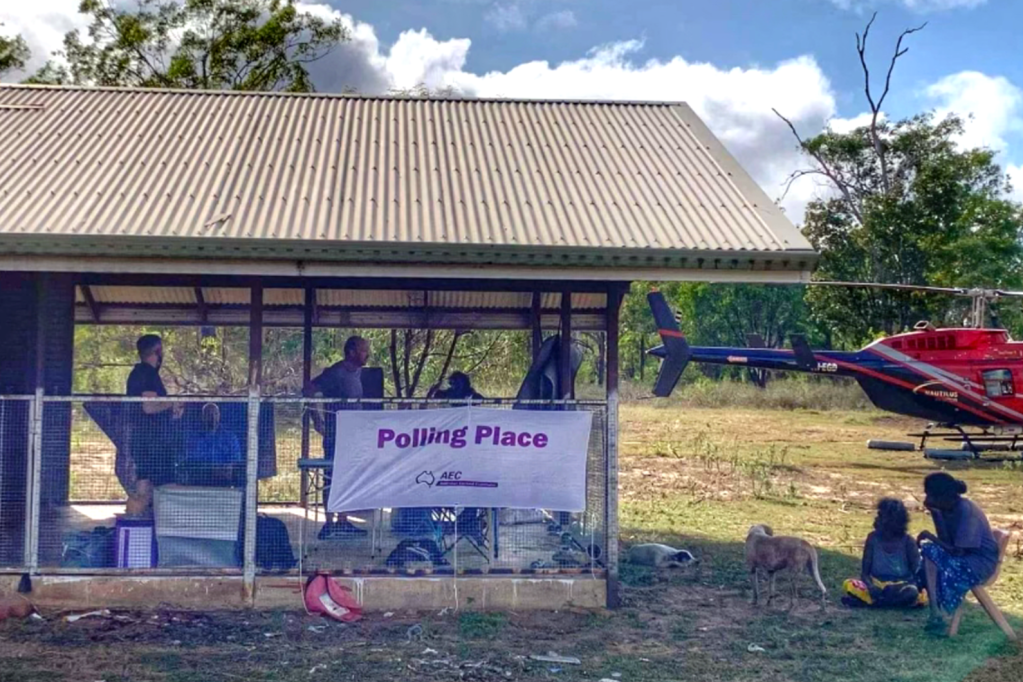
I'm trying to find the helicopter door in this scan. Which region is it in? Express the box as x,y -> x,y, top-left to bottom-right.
981,369 -> 1015,399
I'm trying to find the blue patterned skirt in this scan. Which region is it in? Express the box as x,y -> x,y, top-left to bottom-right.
921,542 -> 982,614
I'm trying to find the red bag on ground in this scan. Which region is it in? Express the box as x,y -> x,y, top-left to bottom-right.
303,573 -> 362,623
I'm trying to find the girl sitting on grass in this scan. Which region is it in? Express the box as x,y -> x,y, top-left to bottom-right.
842,498 -> 928,608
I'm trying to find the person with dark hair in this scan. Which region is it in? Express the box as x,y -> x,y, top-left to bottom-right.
307,335 -> 371,537
431,372 -> 484,401
842,498 -> 926,608
917,472 -> 1000,633
126,334 -> 183,513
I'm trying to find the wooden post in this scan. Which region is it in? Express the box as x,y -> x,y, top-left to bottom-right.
559,292 -> 573,399
243,282 -> 263,604
531,292 -> 543,362
605,284 -> 625,608
248,283 -> 263,390
300,287 -> 314,507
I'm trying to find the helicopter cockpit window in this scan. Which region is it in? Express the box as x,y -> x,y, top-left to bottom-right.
982,369 -> 1015,398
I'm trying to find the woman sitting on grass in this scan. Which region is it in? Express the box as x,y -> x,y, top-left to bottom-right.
917,472 -> 1000,634
843,498 -> 927,608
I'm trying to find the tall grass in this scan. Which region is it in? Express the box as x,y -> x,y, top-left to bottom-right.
621,377 -> 873,411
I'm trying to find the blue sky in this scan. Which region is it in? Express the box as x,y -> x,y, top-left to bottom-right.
342,0 -> 1021,112
4,0 -> 1022,220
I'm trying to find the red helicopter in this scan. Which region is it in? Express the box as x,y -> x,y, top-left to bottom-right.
647,283 -> 1023,459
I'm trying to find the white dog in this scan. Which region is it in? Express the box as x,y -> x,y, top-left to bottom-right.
627,543 -> 697,569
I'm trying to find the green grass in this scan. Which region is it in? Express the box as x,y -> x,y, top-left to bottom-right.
617,404 -> 1023,682
7,403 -> 1023,682
620,376 -> 874,411
457,611 -> 508,639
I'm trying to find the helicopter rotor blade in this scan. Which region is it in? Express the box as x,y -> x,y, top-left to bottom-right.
809,281 -> 969,296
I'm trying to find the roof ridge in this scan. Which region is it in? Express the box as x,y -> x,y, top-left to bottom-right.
0,83 -> 687,107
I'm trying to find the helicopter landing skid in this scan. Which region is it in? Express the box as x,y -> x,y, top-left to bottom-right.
909,423 -> 1023,462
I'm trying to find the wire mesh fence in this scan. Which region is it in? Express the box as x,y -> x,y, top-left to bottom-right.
0,396 -> 33,568
3,396 -> 611,580
37,396 -> 256,571
259,398 -> 608,577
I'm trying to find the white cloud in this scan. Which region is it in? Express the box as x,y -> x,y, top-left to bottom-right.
484,1 -> 579,33
535,9 -> 577,31
1007,165 -> 1023,204
485,3 -> 529,31
0,0 -> 90,78
439,42 -> 836,219
828,111 -> 883,134
827,0 -> 987,12
925,71 -> 1023,152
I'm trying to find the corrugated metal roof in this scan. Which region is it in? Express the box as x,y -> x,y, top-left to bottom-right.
76,286 -> 607,310
0,85 -> 814,269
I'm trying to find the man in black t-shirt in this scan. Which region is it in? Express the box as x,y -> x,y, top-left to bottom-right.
126,334 -> 183,513
307,335 -> 370,537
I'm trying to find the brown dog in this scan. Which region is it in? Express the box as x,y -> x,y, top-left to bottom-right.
745,524 -> 827,610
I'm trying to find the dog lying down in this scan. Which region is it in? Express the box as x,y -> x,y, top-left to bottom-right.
745,524 -> 826,610
627,543 -> 697,569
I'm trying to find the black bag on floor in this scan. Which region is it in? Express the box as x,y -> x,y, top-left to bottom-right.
255,515 -> 297,570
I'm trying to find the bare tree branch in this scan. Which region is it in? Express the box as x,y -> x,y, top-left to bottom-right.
878,21 -> 927,116
426,331 -> 465,398
462,335 -> 501,376
773,108 -> 865,223
855,11 -> 926,194
408,329 -> 435,397
779,169 -> 825,202
855,12 -> 879,114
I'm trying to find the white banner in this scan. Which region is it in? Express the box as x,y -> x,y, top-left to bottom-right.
327,407 -> 593,513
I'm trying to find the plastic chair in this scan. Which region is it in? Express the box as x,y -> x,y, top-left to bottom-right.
948,528 -> 1018,640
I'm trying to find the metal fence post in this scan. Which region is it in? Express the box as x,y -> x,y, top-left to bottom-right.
605,399 -> 619,606
243,392 -> 259,605
24,389 -> 43,572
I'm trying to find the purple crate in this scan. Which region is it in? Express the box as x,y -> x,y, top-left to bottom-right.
115,516 -> 157,568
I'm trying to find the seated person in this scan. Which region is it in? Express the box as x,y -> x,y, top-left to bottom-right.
396,372 -> 485,536
182,403 -> 243,486
918,472 -> 1000,634
430,372 -> 484,401
843,498 -> 927,608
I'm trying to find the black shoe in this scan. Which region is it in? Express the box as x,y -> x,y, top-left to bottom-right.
842,596 -> 868,608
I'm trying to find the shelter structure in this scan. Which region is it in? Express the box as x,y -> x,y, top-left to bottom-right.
0,84 -> 815,611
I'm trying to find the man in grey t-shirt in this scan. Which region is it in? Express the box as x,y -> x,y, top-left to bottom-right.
308,335 -> 370,537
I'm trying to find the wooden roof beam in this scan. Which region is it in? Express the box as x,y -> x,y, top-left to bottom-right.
80,285 -> 101,322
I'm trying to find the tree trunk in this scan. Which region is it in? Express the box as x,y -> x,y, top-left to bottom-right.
402,331 -> 412,398
639,334 -> 646,381
389,329 -> 402,397
408,329 -> 434,397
